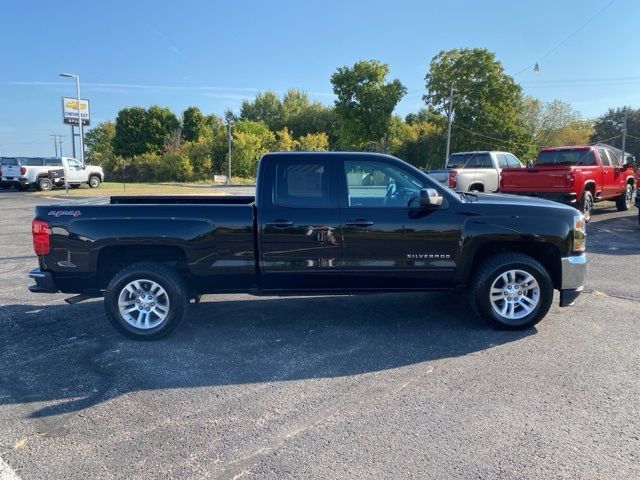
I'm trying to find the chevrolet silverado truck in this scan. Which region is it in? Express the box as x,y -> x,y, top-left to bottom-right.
500,145 -> 636,222
0,156 -> 103,191
29,152 -> 587,339
426,151 -> 523,192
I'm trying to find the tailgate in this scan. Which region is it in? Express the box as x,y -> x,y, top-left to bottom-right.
501,167 -> 569,190
425,169 -> 450,185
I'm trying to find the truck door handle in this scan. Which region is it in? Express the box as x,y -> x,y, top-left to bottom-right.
345,220 -> 374,227
266,220 -> 294,227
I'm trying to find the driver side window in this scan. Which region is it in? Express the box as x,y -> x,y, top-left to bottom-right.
344,160 -> 425,208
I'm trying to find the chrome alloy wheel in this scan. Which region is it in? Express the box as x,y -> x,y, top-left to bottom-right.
489,269 -> 540,321
117,279 -> 170,329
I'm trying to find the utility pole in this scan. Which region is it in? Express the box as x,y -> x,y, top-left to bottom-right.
620,109 -> 628,164
70,125 -> 76,158
445,85 -> 454,167
50,135 -> 60,156
227,121 -> 232,185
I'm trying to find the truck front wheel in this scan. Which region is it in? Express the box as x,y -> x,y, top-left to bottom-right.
88,175 -> 101,188
471,253 -> 553,329
615,184 -> 633,212
104,262 -> 189,339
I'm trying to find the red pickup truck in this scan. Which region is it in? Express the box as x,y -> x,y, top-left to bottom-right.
500,145 -> 636,221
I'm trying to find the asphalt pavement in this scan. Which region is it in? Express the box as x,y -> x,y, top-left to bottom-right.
0,188 -> 638,479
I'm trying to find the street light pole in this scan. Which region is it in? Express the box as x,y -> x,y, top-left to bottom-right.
620,109 -> 628,164
445,85 -> 454,167
227,121 -> 232,185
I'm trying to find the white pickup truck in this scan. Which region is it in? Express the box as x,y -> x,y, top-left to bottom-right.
0,156 -> 104,191
425,151 -> 523,192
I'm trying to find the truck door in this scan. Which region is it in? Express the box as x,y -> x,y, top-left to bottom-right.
338,157 -> 460,290
597,148 -> 618,198
258,155 -> 342,291
64,158 -> 86,183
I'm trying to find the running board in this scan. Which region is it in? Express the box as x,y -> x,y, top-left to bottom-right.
65,294 -> 100,305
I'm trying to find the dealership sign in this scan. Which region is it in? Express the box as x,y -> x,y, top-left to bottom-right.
61,97 -> 90,125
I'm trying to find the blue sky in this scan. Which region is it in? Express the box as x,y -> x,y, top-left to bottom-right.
2,0 -> 639,156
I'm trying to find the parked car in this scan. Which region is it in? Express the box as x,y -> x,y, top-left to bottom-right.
29,152 -> 587,339
425,151 -> 523,192
0,156 -> 104,191
0,157 -> 23,189
500,145 -> 636,221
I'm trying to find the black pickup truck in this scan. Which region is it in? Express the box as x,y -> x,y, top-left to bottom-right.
29,152 -> 587,338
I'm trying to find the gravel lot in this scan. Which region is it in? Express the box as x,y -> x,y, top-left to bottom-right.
0,189 -> 638,479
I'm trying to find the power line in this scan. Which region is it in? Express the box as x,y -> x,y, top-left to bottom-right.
512,0 -> 617,77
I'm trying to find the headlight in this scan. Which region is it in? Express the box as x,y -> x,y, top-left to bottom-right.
573,213 -> 586,252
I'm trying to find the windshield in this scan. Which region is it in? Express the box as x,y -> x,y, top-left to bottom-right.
447,153 -> 491,169
536,150 -> 595,166
0,157 -> 19,166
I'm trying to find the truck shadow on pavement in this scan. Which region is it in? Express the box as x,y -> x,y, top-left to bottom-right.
1,293 -> 534,418
587,212 -> 640,256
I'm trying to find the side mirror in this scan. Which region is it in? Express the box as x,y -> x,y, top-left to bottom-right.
526,160 -> 534,168
419,188 -> 443,207
82,164 -> 86,170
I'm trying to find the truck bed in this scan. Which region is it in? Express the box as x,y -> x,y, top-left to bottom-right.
110,195 -> 255,205
500,166 -> 572,191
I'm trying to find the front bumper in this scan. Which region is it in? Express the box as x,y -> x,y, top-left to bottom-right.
559,255 -> 587,307
28,268 -> 59,293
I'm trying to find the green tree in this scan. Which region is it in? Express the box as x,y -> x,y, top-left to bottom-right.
591,107 -> 640,159
182,106 -> 208,142
147,105 -> 180,152
239,91 -> 285,131
113,107 -> 150,157
113,105 -> 180,157
275,127 -> 297,151
424,48 -> 529,158
282,89 -> 310,118
297,132 -> 329,151
85,121 -> 116,172
232,120 -> 275,177
405,108 -> 444,126
157,152 -> 193,182
331,60 -> 407,151
285,102 -> 337,143
184,140 -> 213,179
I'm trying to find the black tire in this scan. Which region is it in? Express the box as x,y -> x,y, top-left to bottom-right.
70,184 -> 81,189
88,175 -> 101,188
14,183 -> 29,191
469,184 -> 484,192
38,177 -> 53,191
581,191 -> 594,222
471,252 -> 554,330
104,262 -> 189,339
615,184 -> 633,212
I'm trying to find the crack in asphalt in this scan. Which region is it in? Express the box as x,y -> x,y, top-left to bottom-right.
221,364 -> 436,477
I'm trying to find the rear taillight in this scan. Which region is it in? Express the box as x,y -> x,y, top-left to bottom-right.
565,172 -> 575,188
20,166 -> 27,175
32,220 -> 50,256
448,171 -> 458,189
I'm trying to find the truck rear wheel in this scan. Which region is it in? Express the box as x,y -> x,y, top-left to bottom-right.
471,253 -> 553,330
581,191 -> 594,222
104,262 -> 189,339
615,184 -> 633,212
38,177 -> 53,191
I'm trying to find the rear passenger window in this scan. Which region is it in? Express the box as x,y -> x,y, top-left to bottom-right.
275,160 -> 331,207
476,154 -> 493,168
497,154 -> 509,168
44,158 -> 63,166
23,158 -> 44,166
507,154 -> 522,168
597,149 -> 613,166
